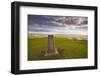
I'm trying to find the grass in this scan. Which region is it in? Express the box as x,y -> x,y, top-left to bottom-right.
28,37 -> 88,61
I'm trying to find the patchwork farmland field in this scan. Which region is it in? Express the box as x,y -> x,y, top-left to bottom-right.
28,36 -> 88,61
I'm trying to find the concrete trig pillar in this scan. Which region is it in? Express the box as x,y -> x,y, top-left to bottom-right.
48,35 -> 55,53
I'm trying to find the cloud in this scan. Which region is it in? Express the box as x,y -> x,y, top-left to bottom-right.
28,15 -> 88,35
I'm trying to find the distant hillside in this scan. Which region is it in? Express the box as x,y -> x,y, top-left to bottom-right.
28,33 -> 87,40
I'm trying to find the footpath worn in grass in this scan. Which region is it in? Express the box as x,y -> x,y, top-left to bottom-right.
28,37 -> 88,61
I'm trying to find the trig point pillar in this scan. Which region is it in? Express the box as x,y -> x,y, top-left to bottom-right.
48,35 -> 55,53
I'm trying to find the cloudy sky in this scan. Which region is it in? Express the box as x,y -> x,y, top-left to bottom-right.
28,15 -> 88,35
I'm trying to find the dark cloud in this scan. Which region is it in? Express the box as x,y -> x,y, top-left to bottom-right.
28,15 -> 88,27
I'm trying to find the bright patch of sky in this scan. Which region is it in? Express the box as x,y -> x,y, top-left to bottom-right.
28,15 -> 88,35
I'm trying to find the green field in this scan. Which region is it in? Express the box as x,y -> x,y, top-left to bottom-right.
28,37 -> 88,61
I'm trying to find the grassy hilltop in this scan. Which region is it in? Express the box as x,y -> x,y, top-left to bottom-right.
28,34 -> 88,61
